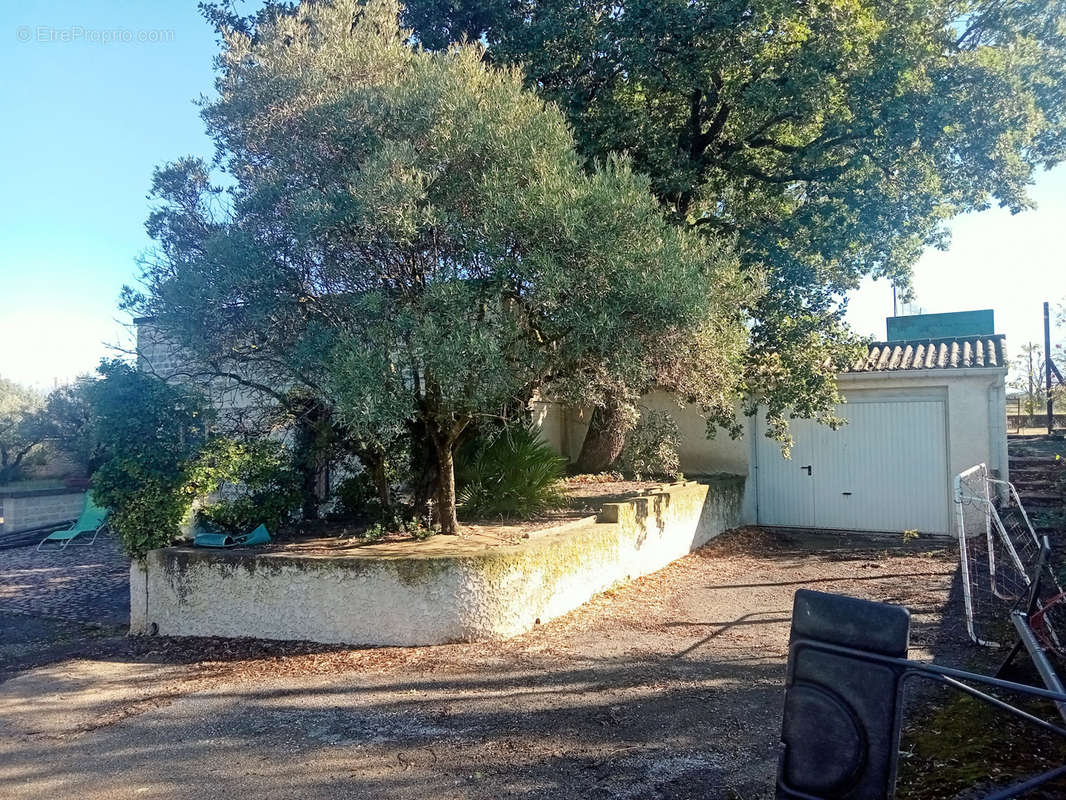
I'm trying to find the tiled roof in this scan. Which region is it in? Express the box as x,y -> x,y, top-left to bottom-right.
845,334 -> 1007,373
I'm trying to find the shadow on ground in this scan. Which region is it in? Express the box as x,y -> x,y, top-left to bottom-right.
2,651 -> 784,799
0,527 -> 989,800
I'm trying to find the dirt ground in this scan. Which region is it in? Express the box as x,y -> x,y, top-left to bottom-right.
0,527 -> 979,799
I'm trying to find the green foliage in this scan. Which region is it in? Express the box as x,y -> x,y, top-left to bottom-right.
404,0 -> 1066,437
333,473 -> 379,520
37,377 -> 99,474
0,377 -> 46,483
359,522 -> 388,543
619,410 -> 683,482
330,438 -> 409,522
331,466 -> 394,520
128,0 -> 751,534
87,361 -> 304,555
86,360 -> 209,559
86,361 -> 207,478
0,374 -> 111,484
94,467 -> 192,559
896,693 -> 1066,799
1010,343 -> 1065,415
0,378 -> 40,422
357,514 -> 437,542
190,438 -> 302,534
455,424 -> 567,519
409,522 -> 436,541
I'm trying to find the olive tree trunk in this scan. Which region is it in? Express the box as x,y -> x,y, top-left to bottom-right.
435,441 -> 460,535
427,417 -> 469,535
573,397 -> 635,474
293,404 -> 332,521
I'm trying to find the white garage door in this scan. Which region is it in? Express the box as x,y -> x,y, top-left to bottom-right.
755,398 -> 949,534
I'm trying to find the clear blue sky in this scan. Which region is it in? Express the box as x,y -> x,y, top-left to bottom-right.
0,2 -> 220,390
846,167 -> 1066,357
1,1 -> 1063,390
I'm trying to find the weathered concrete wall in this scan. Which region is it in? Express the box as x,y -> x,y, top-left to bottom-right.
530,399 -> 593,464
533,396 -> 754,522
131,477 -> 744,645
130,559 -> 148,634
0,488 -> 84,534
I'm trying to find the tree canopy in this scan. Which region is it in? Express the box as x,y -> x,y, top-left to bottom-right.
0,378 -> 45,483
127,0 -> 752,532
404,0 -> 1066,441
0,376 -> 97,484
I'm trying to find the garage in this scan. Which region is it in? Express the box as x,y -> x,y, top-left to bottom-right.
751,324 -> 1010,536
754,392 -> 950,533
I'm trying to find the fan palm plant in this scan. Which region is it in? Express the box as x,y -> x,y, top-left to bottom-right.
455,424 -> 567,520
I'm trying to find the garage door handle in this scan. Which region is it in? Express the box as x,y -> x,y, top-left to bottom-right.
842,492 -> 852,496
801,465 -> 812,476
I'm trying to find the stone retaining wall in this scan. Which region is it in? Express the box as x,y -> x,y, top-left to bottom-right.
0,487 -> 84,535
130,477 -> 744,645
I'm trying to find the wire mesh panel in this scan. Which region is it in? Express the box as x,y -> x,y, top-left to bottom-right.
956,465 -> 1022,647
955,464 -> 1065,654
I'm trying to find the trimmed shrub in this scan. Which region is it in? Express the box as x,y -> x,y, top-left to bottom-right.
619,409 -> 682,481
191,439 -> 302,535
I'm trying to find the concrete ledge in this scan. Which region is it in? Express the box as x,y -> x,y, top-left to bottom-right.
131,477 -> 744,645
0,486 -> 70,499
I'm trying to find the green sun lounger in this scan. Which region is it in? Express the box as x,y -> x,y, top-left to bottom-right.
37,493 -> 109,552
192,531 -> 236,548
193,524 -> 272,549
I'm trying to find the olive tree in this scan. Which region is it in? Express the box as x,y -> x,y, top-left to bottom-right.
127,0 -> 752,533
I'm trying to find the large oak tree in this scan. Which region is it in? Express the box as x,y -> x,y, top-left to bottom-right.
405,0 -> 1066,462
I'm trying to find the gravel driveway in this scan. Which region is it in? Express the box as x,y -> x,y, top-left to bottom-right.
0,532 -> 129,625
0,528 -> 966,799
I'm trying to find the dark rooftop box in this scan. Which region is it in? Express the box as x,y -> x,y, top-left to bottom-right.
886,309 -> 994,341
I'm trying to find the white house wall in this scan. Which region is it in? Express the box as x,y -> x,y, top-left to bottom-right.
535,368 -> 1008,534
534,391 -> 750,474
532,392 -> 758,523
145,316 -> 1006,535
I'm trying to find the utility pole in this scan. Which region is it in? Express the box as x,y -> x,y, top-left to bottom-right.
1046,301 -> 1054,434
1028,341 -> 1035,426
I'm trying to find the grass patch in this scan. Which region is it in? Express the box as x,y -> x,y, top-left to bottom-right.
897,684 -> 1066,799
